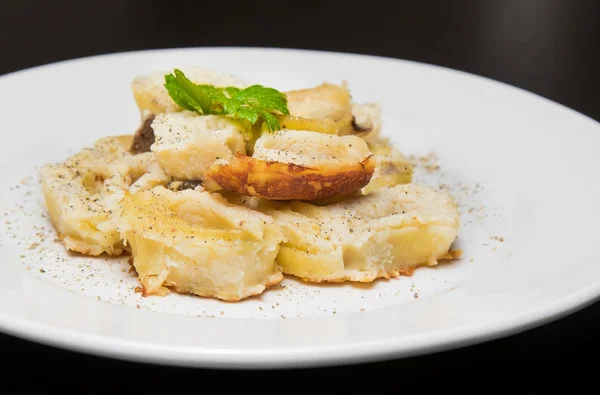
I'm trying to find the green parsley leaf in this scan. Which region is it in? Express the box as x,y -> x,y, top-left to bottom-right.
233,85 -> 290,117
163,69 -> 289,132
164,69 -> 212,114
235,107 -> 260,124
260,111 -> 281,132
223,87 -> 241,98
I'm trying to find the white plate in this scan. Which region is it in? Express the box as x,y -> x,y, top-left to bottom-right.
1,47 -> 599,369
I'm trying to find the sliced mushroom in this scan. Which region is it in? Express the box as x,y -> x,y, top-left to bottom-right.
166,179 -> 203,192
349,103 -> 381,142
130,113 -> 156,154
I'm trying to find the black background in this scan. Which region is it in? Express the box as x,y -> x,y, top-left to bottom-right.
1,0 -> 599,392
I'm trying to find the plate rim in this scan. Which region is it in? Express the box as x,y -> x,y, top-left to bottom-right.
1,285 -> 598,369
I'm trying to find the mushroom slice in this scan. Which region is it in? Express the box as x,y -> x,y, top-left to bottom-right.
205,130 -> 375,201
129,111 -> 156,154
350,102 -> 382,142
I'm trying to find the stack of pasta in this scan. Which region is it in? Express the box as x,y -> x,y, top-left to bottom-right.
40,67 -> 460,302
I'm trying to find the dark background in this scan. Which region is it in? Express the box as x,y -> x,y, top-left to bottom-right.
1,0 -> 599,392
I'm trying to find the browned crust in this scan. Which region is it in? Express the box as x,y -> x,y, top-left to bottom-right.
206,153 -> 375,201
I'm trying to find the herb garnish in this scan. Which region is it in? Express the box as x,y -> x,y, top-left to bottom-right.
164,69 -> 289,131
